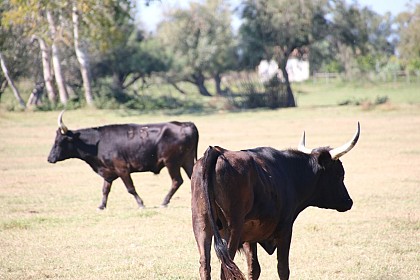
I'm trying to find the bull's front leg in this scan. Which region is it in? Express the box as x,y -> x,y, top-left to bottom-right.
276,228 -> 293,280
120,173 -> 145,208
98,180 -> 112,210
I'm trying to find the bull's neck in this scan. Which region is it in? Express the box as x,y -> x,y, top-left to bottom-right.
73,130 -> 100,166
288,153 -> 320,215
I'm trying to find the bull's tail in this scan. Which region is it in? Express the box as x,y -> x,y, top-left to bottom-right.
193,124 -> 199,161
202,146 -> 245,280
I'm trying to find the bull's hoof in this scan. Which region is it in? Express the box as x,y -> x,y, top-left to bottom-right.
160,203 -> 168,208
97,206 -> 106,211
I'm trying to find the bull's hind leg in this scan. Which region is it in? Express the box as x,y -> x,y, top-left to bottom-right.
192,192 -> 212,279
161,163 -> 183,207
243,242 -> 261,280
98,180 -> 112,210
120,173 -> 145,208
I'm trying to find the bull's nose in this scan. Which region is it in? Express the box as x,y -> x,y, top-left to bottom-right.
47,157 -> 56,163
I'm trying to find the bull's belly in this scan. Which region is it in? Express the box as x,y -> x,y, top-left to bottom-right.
241,219 -> 277,242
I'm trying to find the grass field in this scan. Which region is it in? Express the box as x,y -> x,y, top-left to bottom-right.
0,83 -> 419,279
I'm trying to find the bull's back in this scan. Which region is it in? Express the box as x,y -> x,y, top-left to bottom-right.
97,122 -> 197,171
209,149 -> 257,219
211,147 -> 286,241
157,122 -> 199,159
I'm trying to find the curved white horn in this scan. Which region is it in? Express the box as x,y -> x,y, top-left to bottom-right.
329,122 -> 360,160
297,131 -> 313,154
57,110 -> 68,134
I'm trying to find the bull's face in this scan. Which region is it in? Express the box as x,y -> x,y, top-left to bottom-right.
47,129 -> 78,163
298,122 -> 360,212
313,153 -> 353,212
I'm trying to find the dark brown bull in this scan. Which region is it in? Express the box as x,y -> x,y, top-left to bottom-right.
191,123 -> 360,279
48,111 -> 199,209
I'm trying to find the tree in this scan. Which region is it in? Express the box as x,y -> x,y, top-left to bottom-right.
396,3 -> 420,72
46,9 -> 69,104
157,0 -> 237,96
239,0 -> 329,107
325,0 -> 394,78
92,29 -> 168,102
3,1 -> 72,105
30,35 -> 57,103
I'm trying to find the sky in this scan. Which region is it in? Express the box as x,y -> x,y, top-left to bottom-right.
137,0 -> 418,32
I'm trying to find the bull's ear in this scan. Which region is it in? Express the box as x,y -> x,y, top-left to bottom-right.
67,131 -> 80,141
316,150 -> 333,169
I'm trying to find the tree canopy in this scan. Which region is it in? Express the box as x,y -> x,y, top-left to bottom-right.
156,0 -> 237,96
239,0 -> 330,107
396,3 -> 420,71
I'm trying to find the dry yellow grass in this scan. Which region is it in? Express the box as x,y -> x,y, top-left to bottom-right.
0,105 -> 419,279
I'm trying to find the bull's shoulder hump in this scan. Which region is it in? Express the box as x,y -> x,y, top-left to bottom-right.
242,147 -> 281,158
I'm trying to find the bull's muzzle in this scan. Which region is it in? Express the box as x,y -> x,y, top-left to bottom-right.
47,154 -> 57,163
336,198 -> 353,212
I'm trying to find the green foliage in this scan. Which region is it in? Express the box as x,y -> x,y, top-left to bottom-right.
357,55 -> 377,72
92,77 -> 206,113
406,59 -> 420,72
80,0 -> 135,53
91,29 -> 169,94
322,60 -> 344,73
323,0 -> 395,79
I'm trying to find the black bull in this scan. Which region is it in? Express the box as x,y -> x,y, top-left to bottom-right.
191,123 -> 360,280
48,111 -> 199,209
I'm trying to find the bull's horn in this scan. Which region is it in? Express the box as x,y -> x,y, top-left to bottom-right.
329,122 -> 360,160
297,131 -> 313,154
57,110 -> 68,134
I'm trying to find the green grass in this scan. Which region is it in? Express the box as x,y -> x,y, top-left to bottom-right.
294,79 -> 420,107
0,82 -> 419,279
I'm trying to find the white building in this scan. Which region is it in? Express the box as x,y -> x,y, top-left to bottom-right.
258,59 -> 310,83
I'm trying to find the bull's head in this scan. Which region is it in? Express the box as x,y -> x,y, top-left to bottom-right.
298,122 -> 360,212
47,111 -> 79,163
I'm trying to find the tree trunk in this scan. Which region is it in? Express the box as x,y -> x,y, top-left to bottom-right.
0,53 -> 26,109
112,72 -> 128,102
192,73 -> 211,96
278,58 -> 296,107
112,72 -> 124,92
72,3 -> 94,106
0,79 -> 7,100
31,35 -> 57,104
26,83 -> 44,107
47,10 -> 69,105
214,73 -> 224,95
